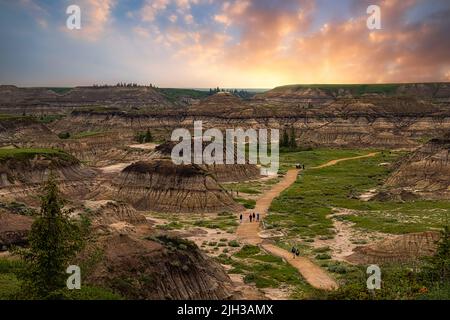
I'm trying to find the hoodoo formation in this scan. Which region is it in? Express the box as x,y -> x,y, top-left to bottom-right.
346,231 -> 441,265
78,233 -> 234,300
154,140 -> 261,182
386,131 -> 450,199
0,149 -> 96,205
112,159 -> 242,213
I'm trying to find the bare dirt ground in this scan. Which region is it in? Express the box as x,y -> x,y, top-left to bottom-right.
99,162 -> 132,174
128,143 -> 158,150
313,208 -> 396,262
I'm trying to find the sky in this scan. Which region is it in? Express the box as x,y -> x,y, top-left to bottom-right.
0,0 -> 449,88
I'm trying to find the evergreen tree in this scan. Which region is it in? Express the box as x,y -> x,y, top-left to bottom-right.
145,128 -> 153,143
16,175 -> 83,299
289,127 -> 297,149
281,129 -> 289,148
421,225 -> 450,283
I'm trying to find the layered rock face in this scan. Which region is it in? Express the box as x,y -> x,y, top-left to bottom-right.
346,231 -> 440,265
0,85 -> 173,111
0,116 -> 58,146
38,83 -> 450,149
112,160 -> 242,213
386,132 -> 450,199
80,233 -> 234,300
0,152 -> 97,205
0,211 -> 33,250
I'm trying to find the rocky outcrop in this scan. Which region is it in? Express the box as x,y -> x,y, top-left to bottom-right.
0,116 -> 58,146
79,233 -> 234,300
0,211 -> 33,250
346,231 -> 440,265
110,160 -> 242,213
385,132 -> 450,199
154,140 -> 261,182
0,151 -> 97,205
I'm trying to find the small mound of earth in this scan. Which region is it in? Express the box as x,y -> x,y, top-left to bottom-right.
78,233 -> 235,300
84,200 -> 147,226
0,211 -> 33,250
346,231 -> 440,265
371,189 -> 420,202
112,159 -> 242,213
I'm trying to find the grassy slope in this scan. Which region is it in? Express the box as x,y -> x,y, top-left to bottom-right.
0,148 -> 77,163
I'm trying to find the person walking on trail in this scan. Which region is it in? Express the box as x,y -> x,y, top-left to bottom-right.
252,212 -> 256,221
256,213 -> 260,222
249,214 -> 252,223
239,214 -> 243,223
302,164 -> 305,170
291,246 -> 296,259
296,248 -> 300,258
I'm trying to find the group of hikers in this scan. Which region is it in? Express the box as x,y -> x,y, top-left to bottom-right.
239,212 -> 260,223
295,163 -> 305,170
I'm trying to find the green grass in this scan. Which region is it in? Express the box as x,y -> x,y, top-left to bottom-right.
269,150 -> 450,237
272,84 -> 405,96
36,114 -> 65,124
279,148 -> 371,172
222,245 -> 319,297
46,87 -> 73,95
0,114 -> 35,121
71,131 -> 104,139
235,197 -> 256,209
0,258 -> 121,300
0,148 -> 78,163
159,88 -> 209,103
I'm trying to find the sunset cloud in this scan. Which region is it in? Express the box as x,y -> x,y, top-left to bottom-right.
1,0 -> 449,87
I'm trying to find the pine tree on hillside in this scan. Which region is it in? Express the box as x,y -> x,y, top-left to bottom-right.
145,128 -> 153,143
16,175 -> 83,299
289,127 -> 297,149
281,129 -> 289,148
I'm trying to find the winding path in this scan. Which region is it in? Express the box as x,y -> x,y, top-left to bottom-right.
311,152 -> 379,169
235,152 -> 379,291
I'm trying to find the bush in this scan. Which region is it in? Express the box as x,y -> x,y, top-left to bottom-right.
228,240 -> 240,247
316,253 -> 331,260
58,132 -> 71,139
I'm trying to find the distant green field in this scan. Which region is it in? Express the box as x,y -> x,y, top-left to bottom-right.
271,83 -> 421,96
71,131 -> 104,139
46,87 -> 73,94
0,114 -> 34,121
0,148 -> 77,163
159,88 -> 209,102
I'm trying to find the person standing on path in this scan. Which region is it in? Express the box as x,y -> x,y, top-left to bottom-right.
296,248 -> 300,258
239,214 -> 242,223
252,212 -> 256,221
249,214 -> 252,222
256,213 -> 260,222
291,246 -> 296,259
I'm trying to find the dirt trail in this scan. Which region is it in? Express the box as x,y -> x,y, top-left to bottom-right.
311,152 -> 379,169
262,243 -> 338,290
235,152 -> 379,291
236,168 -> 338,290
236,169 -> 300,245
